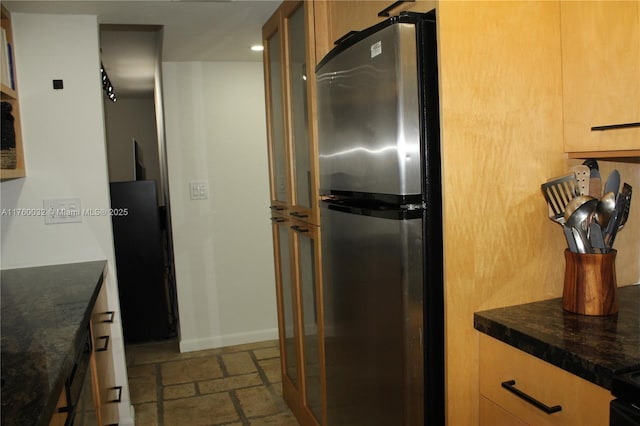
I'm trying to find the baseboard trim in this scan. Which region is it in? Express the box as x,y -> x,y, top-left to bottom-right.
179,328 -> 279,353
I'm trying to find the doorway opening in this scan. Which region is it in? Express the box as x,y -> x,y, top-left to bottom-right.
100,24 -> 178,343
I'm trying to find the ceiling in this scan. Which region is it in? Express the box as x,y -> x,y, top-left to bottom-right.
3,0 -> 281,97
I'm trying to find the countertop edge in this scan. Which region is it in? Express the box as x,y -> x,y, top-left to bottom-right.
473,284 -> 640,391
0,259 -> 108,426
38,261 -> 106,426
473,313 -> 612,389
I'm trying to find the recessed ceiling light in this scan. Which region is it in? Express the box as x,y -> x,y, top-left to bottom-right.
251,45 -> 264,52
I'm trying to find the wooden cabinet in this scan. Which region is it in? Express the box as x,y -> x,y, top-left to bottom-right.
263,0 -> 321,226
89,279 -> 121,425
270,213 -> 325,425
264,5 -> 326,423
48,390 -> 68,426
479,334 -> 612,426
0,5 -> 25,180
312,0 -> 436,63
560,1 -> 640,158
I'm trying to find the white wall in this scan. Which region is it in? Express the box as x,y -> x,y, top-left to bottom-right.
162,61 -> 277,352
0,13 -> 134,424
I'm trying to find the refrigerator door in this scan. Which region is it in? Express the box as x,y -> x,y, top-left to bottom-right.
317,23 -> 420,197
321,205 -> 424,425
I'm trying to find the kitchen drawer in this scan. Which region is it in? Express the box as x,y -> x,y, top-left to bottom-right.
480,395 -> 526,426
479,334 -> 612,426
89,280 -> 121,425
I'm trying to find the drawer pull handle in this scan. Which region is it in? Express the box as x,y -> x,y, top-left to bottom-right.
270,217 -> 287,223
289,212 -> 308,218
291,225 -> 309,233
102,311 -> 115,323
591,122 -> 640,131
108,386 -> 123,403
96,335 -> 110,352
378,0 -> 415,17
501,380 -> 562,414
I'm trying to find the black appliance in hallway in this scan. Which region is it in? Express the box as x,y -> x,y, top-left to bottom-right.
110,180 -> 175,343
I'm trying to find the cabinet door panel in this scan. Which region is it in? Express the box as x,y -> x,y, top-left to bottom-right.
265,20 -> 289,205
287,4 -> 313,211
274,219 -> 299,387
294,224 -> 323,423
479,335 -> 612,426
561,1 -> 640,154
91,283 -> 119,425
480,395 -> 526,426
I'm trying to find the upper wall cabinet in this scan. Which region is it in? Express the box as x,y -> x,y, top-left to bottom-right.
263,0 -> 320,225
312,0 -> 436,62
561,1 -> 640,159
1,5 -> 26,180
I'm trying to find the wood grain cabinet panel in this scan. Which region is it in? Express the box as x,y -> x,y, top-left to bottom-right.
561,1 -> 640,158
479,334 -> 612,426
263,0 -> 320,226
48,390 -> 68,426
90,281 -> 120,425
0,5 -> 26,180
313,0 -> 436,64
264,4 -> 325,424
270,213 -> 325,426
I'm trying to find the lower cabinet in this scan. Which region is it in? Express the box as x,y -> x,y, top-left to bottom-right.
479,334 -> 612,426
271,213 -> 325,426
48,390 -> 68,426
89,279 -> 121,425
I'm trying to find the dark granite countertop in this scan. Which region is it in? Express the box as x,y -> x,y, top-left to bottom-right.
1,261 -> 106,426
474,284 -> 640,390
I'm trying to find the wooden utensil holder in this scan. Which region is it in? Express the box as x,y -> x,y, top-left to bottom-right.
563,249 -> 618,316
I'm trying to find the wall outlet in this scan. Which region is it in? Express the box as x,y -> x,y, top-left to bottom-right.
44,198 -> 82,224
189,181 -> 209,200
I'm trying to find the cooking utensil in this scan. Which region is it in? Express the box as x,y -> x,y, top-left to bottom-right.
603,169 -> 620,199
583,159 -> 599,171
563,195 -> 596,224
571,165 -> 590,196
605,183 -> 632,249
617,185 -> 632,231
589,221 -> 606,253
594,191 -> 616,228
571,226 -> 588,254
565,197 -> 597,254
589,167 -> 602,198
541,174 -> 580,223
563,226 -> 578,252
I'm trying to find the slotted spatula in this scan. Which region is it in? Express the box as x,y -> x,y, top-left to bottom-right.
541,174 -> 580,223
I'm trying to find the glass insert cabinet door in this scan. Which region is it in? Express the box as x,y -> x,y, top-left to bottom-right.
294,223 -> 323,424
287,4 -> 313,212
273,217 -> 299,387
264,13 -> 289,206
263,0 -> 318,222
272,216 -> 325,425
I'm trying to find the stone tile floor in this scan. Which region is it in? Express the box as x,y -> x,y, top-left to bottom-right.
125,339 -> 300,426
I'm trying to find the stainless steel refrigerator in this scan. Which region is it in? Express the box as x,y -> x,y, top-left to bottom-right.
316,11 -> 443,425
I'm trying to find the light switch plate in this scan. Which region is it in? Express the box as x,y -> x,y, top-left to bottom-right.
189,181 -> 209,200
43,198 -> 82,224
